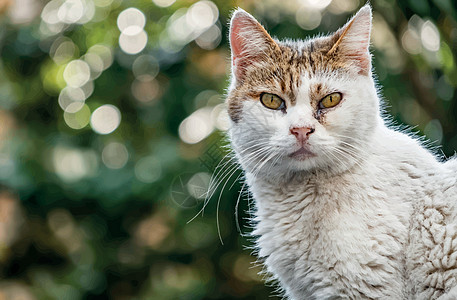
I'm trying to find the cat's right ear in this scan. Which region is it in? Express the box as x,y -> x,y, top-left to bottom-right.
229,9 -> 279,83
327,5 -> 372,75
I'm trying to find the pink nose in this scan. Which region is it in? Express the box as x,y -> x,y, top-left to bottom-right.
290,127 -> 315,143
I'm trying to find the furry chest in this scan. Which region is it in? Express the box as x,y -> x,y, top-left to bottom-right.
254,189 -> 410,299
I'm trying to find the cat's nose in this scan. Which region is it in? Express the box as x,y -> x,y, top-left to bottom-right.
290,126 -> 315,143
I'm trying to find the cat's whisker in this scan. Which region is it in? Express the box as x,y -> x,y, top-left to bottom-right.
206,162 -> 241,203
322,148 -> 354,174
267,152 -> 284,175
337,141 -> 371,156
235,179 -> 248,235
324,148 -> 365,191
332,146 -> 393,189
206,141 -> 270,200
338,147 -> 403,185
251,150 -> 278,178
205,156 -> 238,203
330,138 -> 371,154
188,161 -> 240,224
331,146 -> 368,172
213,147 -> 274,242
207,154 -> 236,187
215,163 -> 243,245
197,143 -> 274,234
239,149 -> 273,177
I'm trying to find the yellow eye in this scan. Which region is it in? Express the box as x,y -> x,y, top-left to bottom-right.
319,92 -> 342,109
260,93 -> 285,110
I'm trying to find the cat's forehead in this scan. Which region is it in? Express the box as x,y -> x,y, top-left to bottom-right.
227,36 -> 355,122
276,36 -> 351,76
240,36 -> 350,90
241,38 -> 348,98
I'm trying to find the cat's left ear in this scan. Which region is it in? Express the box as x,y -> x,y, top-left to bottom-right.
229,9 -> 280,83
328,4 -> 372,75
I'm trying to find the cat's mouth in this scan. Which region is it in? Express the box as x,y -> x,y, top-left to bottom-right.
288,146 -> 316,160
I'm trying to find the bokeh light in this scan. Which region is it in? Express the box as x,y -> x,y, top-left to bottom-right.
211,103 -> 230,131
302,0 -> 332,10
41,0 -> 63,25
41,0 -> 95,31
134,156 -> 162,183
119,30 -> 148,55
58,0 -> 85,24
58,86 -> 86,112
93,0 -> 113,7
52,147 -> 98,182
117,7 -> 145,34
296,7 -> 321,30
90,104 -> 121,135
327,0 -> 359,14
117,7 -> 148,55
152,0 -> 175,8
87,44 -> 113,71
131,76 -> 160,103
8,0 -> 41,24
161,1 -> 219,53
1,1 -> 456,299
402,29 -> 422,55
102,142 -> 129,169
83,53 -> 105,79
0,192 -> 24,253
186,172 -> 211,199
50,37 -> 78,64
0,282 -> 35,300
132,55 -> 159,79
195,24 -> 222,50
179,107 -> 214,144
63,60 -> 91,88
64,103 -> 91,129
186,1 -> 218,31
421,20 -> 440,52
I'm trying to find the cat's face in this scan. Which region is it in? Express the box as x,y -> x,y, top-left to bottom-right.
227,5 -> 381,178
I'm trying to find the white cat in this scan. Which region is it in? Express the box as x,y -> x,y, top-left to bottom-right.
225,4 -> 457,299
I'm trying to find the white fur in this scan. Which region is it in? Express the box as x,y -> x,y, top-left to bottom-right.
227,6 -> 457,299
242,126 -> 457,299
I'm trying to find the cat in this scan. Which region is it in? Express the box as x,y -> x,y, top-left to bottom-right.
225,4 -> 457,300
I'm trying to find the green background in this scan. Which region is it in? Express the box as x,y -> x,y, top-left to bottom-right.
0,0 -> 456,299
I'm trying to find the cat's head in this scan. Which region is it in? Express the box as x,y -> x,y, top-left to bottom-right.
226,5 -> 382,179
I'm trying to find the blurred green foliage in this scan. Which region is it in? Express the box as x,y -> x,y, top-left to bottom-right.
0,0 -> 456,299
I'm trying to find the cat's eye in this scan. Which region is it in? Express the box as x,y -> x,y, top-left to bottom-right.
319,92 -> 342,109
260,93 -> 285,110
